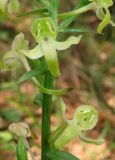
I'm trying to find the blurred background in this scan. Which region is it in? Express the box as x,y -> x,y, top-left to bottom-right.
0,0 -> 115,160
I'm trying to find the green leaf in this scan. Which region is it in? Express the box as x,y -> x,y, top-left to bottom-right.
36,0 -> 49,7
1,108 -> 21,122
18,69 -> 46,84
59,0 -> 90,29
47,147 -> 80,160
50,0 -> 59,25
59,27 -> 89,33
17,137 -> 28,160
18,8 -> 48,17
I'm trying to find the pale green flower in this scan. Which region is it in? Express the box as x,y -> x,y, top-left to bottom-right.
18,17 -> 82,77
49,99 -> 104,149
90,0 -> 115,33
10,33 -> 69,95
59,0 -> 114,33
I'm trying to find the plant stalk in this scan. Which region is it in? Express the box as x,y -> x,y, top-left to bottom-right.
41,71 -> 54,160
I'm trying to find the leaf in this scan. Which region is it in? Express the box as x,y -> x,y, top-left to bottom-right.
17,137 -> 28,160
18,8 -> 48,17
36,0 -> 49,7
50,0 -> 59,25
18,69 -> 46,84
59,27 -> 89,33
47,147 -> 80,160
59,0 -> 90,29
1,108 -> 21,122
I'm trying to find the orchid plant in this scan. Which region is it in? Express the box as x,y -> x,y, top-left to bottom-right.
1,0 -> 114,159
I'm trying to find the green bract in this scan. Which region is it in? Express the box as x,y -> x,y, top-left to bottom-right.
90,0 -> 114,33
49,99 -> 100,149
18,18 -> 82,77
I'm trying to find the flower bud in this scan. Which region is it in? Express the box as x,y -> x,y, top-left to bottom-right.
8,122 -> 31,137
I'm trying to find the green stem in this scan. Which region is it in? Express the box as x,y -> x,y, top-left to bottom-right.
58,2 -> 96,18
41,71 -> 54,160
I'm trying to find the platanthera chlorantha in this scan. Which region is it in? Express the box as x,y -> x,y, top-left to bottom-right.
8,122 -> 35,160
59,0 -> 115,33
8,17 -> 82,95
6,32 -> 72,96
17,17 -> 82,77
91,0 -> 115,33
49,99 -> 104,149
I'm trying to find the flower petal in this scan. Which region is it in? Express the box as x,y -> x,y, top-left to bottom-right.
79,134 -> 104,145
41,39 -> 60,77
110,20 -> 115,26
55,35 -> 82,50
97,8 -> 111,34
19,45 -> 43,60
11,33 -> 28,57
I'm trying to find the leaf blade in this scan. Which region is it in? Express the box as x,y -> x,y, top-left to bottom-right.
17,137 -> 28,160
50,0 -> 59,25
18,69 -> 46,84
47,148 -> 80,160
18,8 -> 48,17
59,0 -> 90,29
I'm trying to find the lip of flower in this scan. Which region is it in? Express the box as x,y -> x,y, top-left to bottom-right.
16,18 -> 82,77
